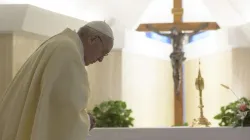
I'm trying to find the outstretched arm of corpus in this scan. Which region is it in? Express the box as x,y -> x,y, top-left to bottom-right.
146,25 -> 172,38
188,23 -> 209,37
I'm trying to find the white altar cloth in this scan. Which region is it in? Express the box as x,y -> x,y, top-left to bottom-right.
87,127 -> 250,140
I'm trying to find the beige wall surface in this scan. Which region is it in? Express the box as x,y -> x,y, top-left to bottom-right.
122,52 -> 174,127
87,50 -> 122,109
231,48 -> 250,99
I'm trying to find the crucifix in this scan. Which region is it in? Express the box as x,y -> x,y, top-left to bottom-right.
136,0 -> 220,125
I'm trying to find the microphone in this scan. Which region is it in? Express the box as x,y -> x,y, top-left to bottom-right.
220,84 -> 239,99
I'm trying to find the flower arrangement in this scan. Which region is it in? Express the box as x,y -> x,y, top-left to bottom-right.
214,98 -> 250,127
214,84 -> 250,127
234,98 -> 250,127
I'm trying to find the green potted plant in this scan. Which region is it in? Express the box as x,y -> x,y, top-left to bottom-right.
214,97 -> 250,127
91,100 -> 134,127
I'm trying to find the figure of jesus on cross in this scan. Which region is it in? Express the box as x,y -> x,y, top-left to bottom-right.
146,24 -> 209,95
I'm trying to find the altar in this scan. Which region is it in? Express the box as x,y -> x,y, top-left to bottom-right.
88,127 -> 250,140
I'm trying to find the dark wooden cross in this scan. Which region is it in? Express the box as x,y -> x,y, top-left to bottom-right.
136,0 -> 220,125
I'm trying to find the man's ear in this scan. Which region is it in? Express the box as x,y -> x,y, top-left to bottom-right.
88,35 -> 99,45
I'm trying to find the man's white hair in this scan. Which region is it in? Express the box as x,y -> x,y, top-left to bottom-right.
85,21 -> 113,39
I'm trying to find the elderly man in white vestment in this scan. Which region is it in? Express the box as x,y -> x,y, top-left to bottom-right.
0,21 -> 114,140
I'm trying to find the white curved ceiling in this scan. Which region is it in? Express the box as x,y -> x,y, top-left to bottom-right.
1,0 -> 250,29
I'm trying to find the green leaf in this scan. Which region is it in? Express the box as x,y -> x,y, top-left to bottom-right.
220,106 -> 225,112
120,101 -> 126,109
214,114 -> 222,120
91,100 -> 134,127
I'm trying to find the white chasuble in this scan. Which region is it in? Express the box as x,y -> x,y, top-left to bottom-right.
0,28 -> 90,140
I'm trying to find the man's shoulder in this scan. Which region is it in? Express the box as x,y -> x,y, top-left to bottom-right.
39,32 -> 81,61
49,34 -> 75,46
44,34 -> 76,50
